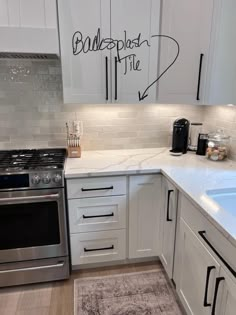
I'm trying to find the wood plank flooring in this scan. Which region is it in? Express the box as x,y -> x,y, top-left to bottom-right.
0,261 -> 179,315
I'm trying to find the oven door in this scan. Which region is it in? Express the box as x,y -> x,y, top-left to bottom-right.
0,188 -> 68,264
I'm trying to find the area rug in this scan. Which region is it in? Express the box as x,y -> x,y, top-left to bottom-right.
74,269 -> 183,315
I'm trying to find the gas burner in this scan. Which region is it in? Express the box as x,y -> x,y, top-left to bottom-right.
0,149 -> 66,173
11,153 -> 33,158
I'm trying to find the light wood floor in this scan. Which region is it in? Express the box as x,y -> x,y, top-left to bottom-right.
0,261 -> 174,315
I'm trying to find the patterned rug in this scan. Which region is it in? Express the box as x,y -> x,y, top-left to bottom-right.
74,268 -> 183,315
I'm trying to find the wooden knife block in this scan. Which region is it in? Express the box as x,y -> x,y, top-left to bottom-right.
67,146 -> 81,158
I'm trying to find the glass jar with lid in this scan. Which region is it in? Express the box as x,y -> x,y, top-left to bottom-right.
206,129 -> 230,161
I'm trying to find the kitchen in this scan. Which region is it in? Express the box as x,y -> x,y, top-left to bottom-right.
0,0 -> 236,315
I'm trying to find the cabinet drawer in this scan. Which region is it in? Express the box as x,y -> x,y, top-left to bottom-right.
180,194 -> 236,272
67,176 -> 126,199
70,230 -> 126,266
68,196 -> 126,233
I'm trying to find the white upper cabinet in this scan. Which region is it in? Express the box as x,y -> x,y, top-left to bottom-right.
0,0 -> 59,55
158,0 -> 214,104
110,0 -> 160,103
206,0 -> 236,105
57,0 -> 110,103
57,0 -> 161,104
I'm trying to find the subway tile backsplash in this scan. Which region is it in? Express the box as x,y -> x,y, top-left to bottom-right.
0,59 -> 235,159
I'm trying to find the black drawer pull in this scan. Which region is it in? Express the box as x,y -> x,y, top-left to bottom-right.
115,57 -> 118,100
196,53 -> 204,100
198,231 -> 236,278
211,277 -> 225,315
84,245 -> 114,252
167,189 -> 174,222
81,186 -> 114,192
83,212 -> 114,219
203,266 -> 216,307
105,56 -> 108,101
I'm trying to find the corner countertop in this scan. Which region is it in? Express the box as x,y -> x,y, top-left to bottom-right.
65,147 -> 236,246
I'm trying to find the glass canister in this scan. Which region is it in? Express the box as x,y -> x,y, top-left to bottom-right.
206,129 -> 230,161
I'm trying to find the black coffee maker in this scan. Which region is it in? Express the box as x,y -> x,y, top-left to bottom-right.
171,118 -> 190,154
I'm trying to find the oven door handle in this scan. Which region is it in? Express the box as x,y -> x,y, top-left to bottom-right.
0,261 -> 65,274
0,193 -> 60,204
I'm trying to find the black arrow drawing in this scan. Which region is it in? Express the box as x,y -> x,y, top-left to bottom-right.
138,35 -> 180,101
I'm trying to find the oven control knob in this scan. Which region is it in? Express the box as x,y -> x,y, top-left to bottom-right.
53,174 -> 62,184
42,174 -> 51,184
32,174 -> 41,185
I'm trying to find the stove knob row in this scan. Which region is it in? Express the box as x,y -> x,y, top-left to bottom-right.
53,174 -> 62,183
31,174 -> 41,185
31,173 -> 62,185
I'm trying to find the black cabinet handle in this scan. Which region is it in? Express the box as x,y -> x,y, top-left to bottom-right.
198,231 -> 236,278
211,277 -> 225,315
115,57 -> 118,100
84,245 -> 114,252
83,212 -> 114,219
166,189 -> 174,222
196,53 -> 204,100
203,266 -> 216,307
81,186 -> 114,192
105,56 -> 108,101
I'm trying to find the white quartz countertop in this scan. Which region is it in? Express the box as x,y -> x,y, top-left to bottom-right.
65,147 -> 236,246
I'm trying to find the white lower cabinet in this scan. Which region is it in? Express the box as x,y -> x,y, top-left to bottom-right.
178,218 -> 220,315
67,176 -> 127,268
160,177 -> 178,278
66,174 -> 236,315
216,268 -> 236,315
129,175 -> 161,259
70,230 -> 126,265
68,174 -> 163,267
175,193 -> 236,315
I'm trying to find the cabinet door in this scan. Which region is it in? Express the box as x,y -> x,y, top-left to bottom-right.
57,0 -> 110,103
158,0 -> 214,104
129,175 -> 161,259
178,218 -> 220,315
160,178 -> 177,278
215,268 -> 236,315
206,0 -> 236,105
110,0 -> 160,103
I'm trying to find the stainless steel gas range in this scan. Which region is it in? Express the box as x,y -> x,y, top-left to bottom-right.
0,148 -> 69,287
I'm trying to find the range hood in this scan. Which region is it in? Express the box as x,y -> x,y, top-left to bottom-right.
0,52 -> 58,60
0,27 -> 60,59
0,0 -> 59,59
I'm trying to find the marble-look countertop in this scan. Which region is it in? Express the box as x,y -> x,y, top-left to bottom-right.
65,147 -> 236,246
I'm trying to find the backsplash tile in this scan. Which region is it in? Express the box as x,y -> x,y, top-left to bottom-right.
0,58 -> 235,159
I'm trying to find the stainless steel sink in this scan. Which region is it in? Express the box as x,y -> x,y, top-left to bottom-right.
206,188 -> 236,217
